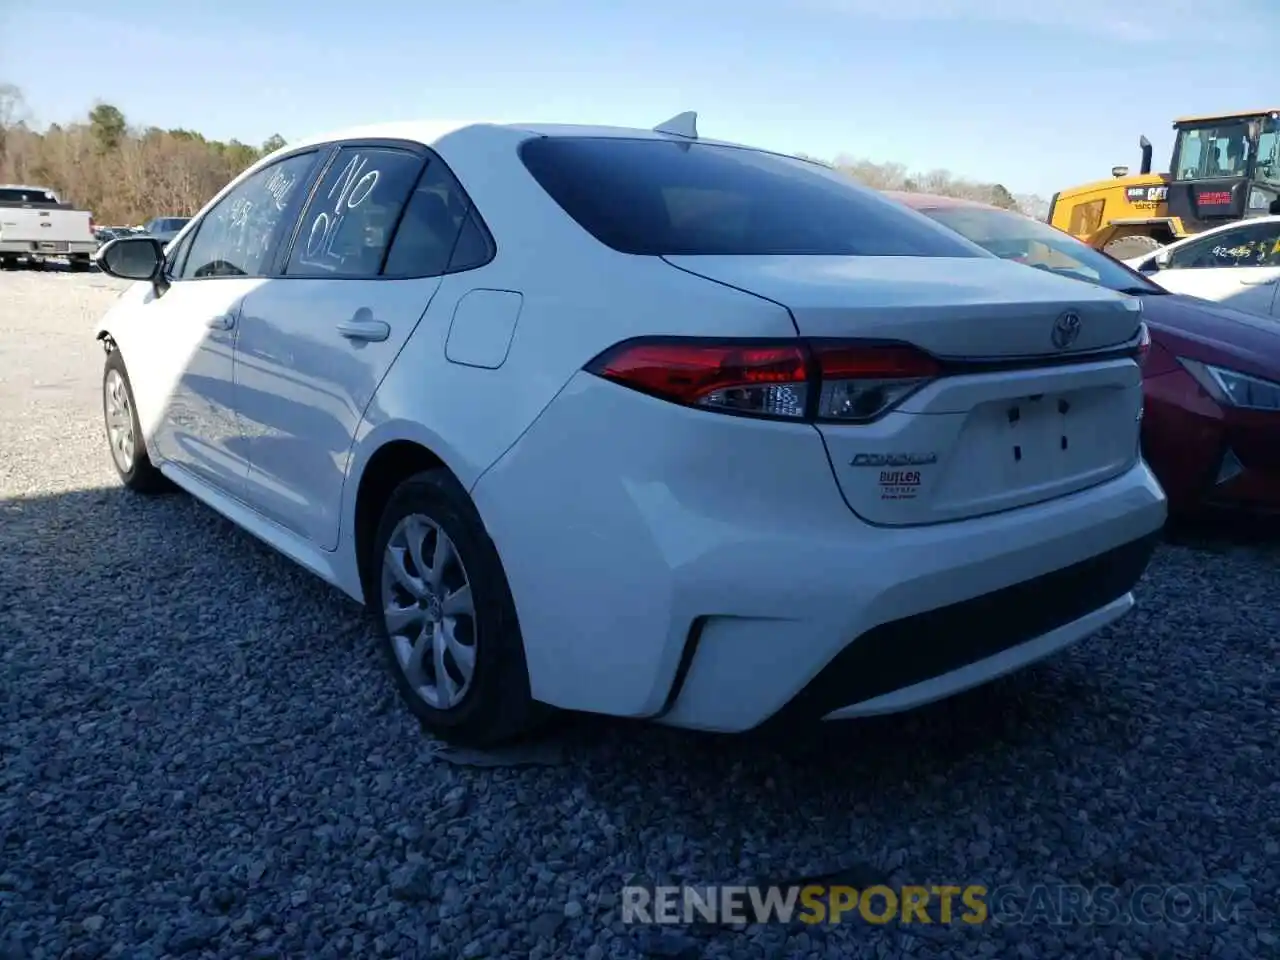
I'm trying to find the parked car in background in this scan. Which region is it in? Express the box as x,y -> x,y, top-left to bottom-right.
139,216 -> 191,246
1122,215 -> 1280,319
92,116 -> 1164,745
890,191 -> 1280,516
0,184 -> 96,271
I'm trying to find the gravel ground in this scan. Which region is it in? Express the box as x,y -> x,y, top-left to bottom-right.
1,267 -> 1277,960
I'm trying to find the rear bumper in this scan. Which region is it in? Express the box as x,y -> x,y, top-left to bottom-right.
658,475 -> 1163,733
764,532 -> 1157,727
0,240 -> 96,256
474,372 -> 1168,730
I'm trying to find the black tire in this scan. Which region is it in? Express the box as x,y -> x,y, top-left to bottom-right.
102,349 -> 170,494
1103,234 -> 1164,261
370,469 -> 544,746
0,256 -> 15,271
70,256 -> 92,272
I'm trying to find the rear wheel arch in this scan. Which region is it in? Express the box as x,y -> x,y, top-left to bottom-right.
353,438 -> 544,744
353,439 -> 463,605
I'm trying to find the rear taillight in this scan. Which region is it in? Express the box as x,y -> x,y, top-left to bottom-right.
809,341 -> 940,422
585,338 -> 939,423
587,340 -> 810,418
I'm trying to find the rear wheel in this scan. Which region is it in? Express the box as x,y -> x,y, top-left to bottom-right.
103,349 -> 169,494
1103,234 -> 1164,261
371,469 -> 543,745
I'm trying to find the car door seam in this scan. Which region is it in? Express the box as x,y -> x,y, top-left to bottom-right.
465,370 -> 582,499
333,279 -> 447,549
660,257 -> 802,336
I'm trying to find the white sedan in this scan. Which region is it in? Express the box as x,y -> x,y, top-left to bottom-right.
92,114 -> 1166,745
1124,215 -> 1280,318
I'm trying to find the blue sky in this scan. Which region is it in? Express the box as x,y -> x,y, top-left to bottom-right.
2,0 -> 1275,197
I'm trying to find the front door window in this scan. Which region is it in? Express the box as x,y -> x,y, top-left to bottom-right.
181,152 -> 318,279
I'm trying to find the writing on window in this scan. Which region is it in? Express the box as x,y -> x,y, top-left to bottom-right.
288,149 -> 421,278
184,155 -> 311,279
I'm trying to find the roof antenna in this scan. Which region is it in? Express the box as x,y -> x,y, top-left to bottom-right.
654,111 -> 698,139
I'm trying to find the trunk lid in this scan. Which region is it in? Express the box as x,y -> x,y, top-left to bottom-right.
665,254 -> 1146,526
664,255 -> 1142,357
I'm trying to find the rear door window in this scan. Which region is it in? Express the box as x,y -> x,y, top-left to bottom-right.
519,136 -> 985,258
0,188 -> 59,204
381,157 -> 494,278
285,146 -> 424,279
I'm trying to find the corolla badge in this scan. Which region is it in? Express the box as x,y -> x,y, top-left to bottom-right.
850,452 -> 939,467
1051,311 -> 1082,350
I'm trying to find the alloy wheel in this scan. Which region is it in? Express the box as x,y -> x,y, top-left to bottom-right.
104,368 -> 136,473
380,514 -> 478,710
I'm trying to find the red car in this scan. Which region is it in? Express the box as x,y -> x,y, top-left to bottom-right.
888,191 -> 1280,516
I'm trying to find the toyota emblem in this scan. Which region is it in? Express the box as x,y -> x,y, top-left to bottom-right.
1051,312 -> 1082,350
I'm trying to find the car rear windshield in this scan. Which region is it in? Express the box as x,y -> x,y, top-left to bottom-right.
518,137 -> 986,258
0,188 -> 58,204
919,206 -> 1162,294
160,218 -> 189,231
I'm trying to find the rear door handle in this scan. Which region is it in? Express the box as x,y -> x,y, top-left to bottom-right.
1239,277 -> 1278,286
207,314 -> 235,330
337,319 -> 390,343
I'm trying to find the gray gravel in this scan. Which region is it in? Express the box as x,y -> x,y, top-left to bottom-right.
2,266 -> 1277,960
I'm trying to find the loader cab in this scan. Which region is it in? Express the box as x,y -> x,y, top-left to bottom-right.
1166,111 -> 1280,230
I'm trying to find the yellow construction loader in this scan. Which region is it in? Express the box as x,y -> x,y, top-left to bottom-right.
1048,109 -> 1280,260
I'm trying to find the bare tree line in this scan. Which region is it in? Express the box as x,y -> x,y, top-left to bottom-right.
0,85 -> 285,225
829,155 -> 1050,220
0,83 -> 1049,225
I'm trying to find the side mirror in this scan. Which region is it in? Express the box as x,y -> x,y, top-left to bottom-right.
97,236 -> 164,282
1140,250 -> 1169,274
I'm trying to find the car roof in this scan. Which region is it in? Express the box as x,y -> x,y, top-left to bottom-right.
265,118 -> 774,162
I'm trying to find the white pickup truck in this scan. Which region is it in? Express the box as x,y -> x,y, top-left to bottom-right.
0,184 -> 97,271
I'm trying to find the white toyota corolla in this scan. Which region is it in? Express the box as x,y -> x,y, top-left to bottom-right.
93,113 -> 1167,745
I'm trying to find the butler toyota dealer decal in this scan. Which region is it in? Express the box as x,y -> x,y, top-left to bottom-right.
878,469 -> 923,500
850,453 -> 937,501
